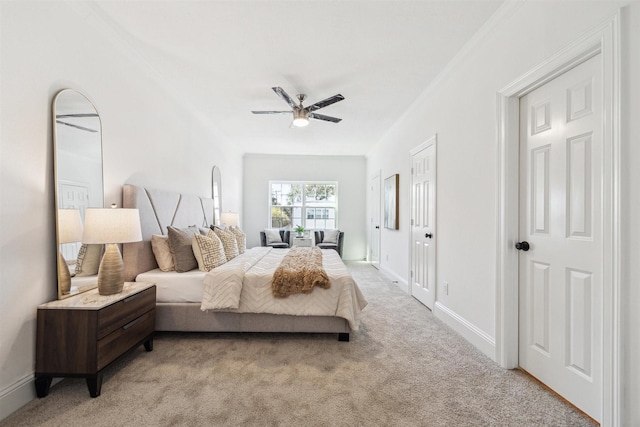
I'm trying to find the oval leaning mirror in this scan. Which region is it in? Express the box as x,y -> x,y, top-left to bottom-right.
53,89 -> 104,299
212,166 -> 222,225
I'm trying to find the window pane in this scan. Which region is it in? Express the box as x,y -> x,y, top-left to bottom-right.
288,184 -> 302,206
271,206 -> 292,228
271,184 -> 283,206
292,207 -> 302,226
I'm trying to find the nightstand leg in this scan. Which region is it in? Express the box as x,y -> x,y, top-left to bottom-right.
86,373 -> 103,397
35,375 -> 52,397
144,337 -> 153,352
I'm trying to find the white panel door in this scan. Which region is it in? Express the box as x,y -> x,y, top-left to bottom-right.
370,174 -> 381,269
411,142 -> 436,309
518,55 -> 602,421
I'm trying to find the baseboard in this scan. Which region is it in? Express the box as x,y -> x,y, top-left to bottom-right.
434,301 -> 496,361
0,374 -> 36,422
379,265 -> 410,294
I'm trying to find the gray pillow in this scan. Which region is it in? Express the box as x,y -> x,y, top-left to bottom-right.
167,226 -> 199,272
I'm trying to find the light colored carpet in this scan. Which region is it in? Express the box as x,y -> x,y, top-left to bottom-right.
2,261 -> 594,426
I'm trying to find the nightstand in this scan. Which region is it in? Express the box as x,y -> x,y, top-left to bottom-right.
291,237 -> 312,247
35,282 -> 156,398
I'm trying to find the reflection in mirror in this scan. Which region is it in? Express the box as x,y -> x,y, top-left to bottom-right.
53,89 -> 104,299
212,166 -> 222,225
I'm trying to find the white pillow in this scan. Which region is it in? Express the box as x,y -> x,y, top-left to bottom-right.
192,231 -> 227,272
264,228 -> 282,244
323,229 -> 340,244
151,234 -> 175,272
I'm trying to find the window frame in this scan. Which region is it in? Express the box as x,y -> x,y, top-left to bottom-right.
268,180 -> 338,230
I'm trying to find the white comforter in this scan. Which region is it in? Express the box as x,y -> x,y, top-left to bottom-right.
201,247 -> 368,330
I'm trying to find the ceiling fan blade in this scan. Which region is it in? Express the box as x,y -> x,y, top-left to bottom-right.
56,113 -> 99,118
56,120 -> 98,133
272,87 -> 298,109
305,94 -> 344,112
251,110 -> 291,114
308,113 -> 342,123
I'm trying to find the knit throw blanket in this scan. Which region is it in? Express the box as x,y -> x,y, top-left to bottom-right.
272,247 -> 331,298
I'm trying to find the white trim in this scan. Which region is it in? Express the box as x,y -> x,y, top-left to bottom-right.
434,302 -> 496,360
369,170 -> 382,268
496,13 -> 621,426
0,374 -> 35,422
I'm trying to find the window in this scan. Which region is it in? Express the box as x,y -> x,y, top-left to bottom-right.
269,181 -> 337,229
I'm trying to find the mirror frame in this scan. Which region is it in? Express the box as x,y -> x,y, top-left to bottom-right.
53,89 -> 104,299
212,166 -> 222,225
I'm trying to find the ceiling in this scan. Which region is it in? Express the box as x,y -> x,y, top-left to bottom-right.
91,1 -> 504,156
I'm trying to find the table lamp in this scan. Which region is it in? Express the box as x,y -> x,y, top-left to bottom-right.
82,206 -> 142,295
220,211 -> 239,228
57,209 -> 84,295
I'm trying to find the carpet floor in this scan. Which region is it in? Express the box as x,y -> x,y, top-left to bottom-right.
2,261 -> 594,426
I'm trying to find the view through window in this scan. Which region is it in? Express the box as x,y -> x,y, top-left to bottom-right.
270,182 -> 337,229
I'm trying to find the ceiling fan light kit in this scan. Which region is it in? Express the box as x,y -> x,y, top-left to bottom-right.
252,86 -> 344,128
292,109 -> 309,127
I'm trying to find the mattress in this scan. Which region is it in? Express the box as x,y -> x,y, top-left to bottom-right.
136,268 -> 206,303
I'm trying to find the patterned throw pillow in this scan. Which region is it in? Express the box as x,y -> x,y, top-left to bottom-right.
192,231 -> 227,272
75,244 -> 102,276
323,229 -> 340,244
167,226 -> 199,272
151,234 -> 175,271
213,227 -> 240,260
228,226 -> 246,254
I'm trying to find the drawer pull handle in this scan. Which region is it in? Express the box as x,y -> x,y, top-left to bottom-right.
123,317 -> 142,330
124,294 -> 142,303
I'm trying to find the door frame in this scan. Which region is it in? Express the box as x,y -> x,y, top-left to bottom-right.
409,135 -> 437,306
370,171 -> 382,269
495,14 -> 620,425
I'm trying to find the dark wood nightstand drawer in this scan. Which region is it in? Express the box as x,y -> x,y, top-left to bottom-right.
36,283 -> 156,398
97,308 -> 155,371
98,286 -> 155,339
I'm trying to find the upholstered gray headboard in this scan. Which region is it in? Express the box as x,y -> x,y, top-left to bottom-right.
122,184 -> 214,281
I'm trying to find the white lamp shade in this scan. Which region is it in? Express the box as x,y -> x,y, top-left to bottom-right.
82,208 -> 142,244
58,209 -> 84,244
221,212 -> 239,227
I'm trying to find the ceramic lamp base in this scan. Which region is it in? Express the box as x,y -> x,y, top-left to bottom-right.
58,251 -> 71,295
97,243 -> 125,295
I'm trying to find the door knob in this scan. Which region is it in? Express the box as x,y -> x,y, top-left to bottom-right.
375,226 -> 380,229
425,233 -> 433,239
515,241 -> 530,251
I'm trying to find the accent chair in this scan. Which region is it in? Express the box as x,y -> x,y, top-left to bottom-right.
260,230 -> 291,248
314,230 -> 344,257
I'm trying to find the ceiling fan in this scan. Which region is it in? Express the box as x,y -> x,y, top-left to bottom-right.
56,113 -> 99,133
252,87 -> 344,127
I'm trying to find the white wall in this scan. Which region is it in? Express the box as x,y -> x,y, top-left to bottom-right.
243,154 -> 367,260
367,1 -> 639,424
0,2 -> 243,419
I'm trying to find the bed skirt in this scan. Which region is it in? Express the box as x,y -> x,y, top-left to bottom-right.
156,303 -> 351,334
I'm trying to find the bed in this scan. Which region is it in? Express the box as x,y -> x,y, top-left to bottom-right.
122,184 -> 367,341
